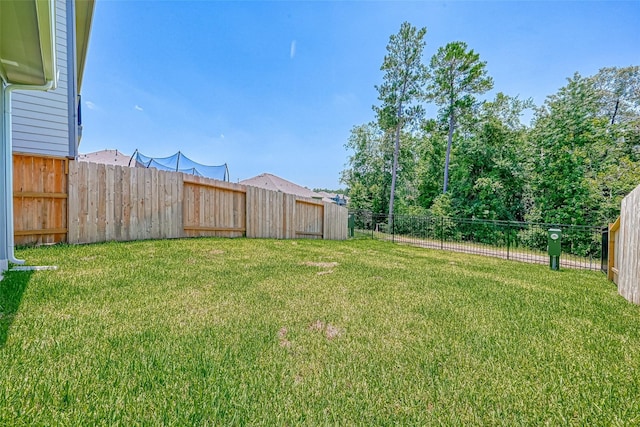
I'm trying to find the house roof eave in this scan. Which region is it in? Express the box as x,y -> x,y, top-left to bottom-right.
75,0 -> 95,92
0,0 -> 56,86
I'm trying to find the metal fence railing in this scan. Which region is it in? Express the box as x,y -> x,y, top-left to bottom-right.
350,211 -> 605,271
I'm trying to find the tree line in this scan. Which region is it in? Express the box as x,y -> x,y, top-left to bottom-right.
341,22 -> 640,226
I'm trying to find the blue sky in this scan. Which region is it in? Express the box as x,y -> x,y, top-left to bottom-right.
80,0 -> 640,189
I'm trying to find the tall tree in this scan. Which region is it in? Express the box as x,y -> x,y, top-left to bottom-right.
427,41 -> 493,194
374,22 -> 428,220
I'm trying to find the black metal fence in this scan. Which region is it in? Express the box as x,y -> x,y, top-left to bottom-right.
350,211 -> 605,271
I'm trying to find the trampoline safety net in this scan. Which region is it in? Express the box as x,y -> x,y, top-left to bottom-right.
129,150 -> 229,181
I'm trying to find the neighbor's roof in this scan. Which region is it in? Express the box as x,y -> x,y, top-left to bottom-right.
239,173 -> 332,203
78,149 -> 137,167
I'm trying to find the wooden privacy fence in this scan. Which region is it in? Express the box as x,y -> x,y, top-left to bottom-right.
66,161 -> 347,244
609,183 -> 640,304
13,153 -> 69,245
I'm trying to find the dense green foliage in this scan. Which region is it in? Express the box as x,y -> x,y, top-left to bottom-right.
312,188 -> 347,195
528,71 -> 640,225
2,238 -> 639,424
342,26 -> 640,225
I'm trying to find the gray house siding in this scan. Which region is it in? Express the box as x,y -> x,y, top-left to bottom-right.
12,0 -> 77,158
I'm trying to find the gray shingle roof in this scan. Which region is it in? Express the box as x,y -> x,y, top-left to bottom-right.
239,173 -> 332,203
78,149 -> 135,167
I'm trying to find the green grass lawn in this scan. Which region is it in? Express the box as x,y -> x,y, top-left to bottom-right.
1,238 -> 639,425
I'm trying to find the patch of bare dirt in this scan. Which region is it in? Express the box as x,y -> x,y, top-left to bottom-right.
309,320 -> 325,331
325,324 -> 341,339
317,270 -> 333,276
209,249 -> 225,255
309,320 -> 342,340
277,327 -> 291,348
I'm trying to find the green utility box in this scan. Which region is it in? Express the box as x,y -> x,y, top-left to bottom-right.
348,214 -> 355,238
548,228 -> 562,270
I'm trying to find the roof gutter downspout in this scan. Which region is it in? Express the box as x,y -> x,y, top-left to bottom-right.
1,0 -> 57,268
3,80 -> 56,265
0,83 -> 7,274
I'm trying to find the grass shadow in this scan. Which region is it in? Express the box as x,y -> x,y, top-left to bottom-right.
0,270 -> 33,347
